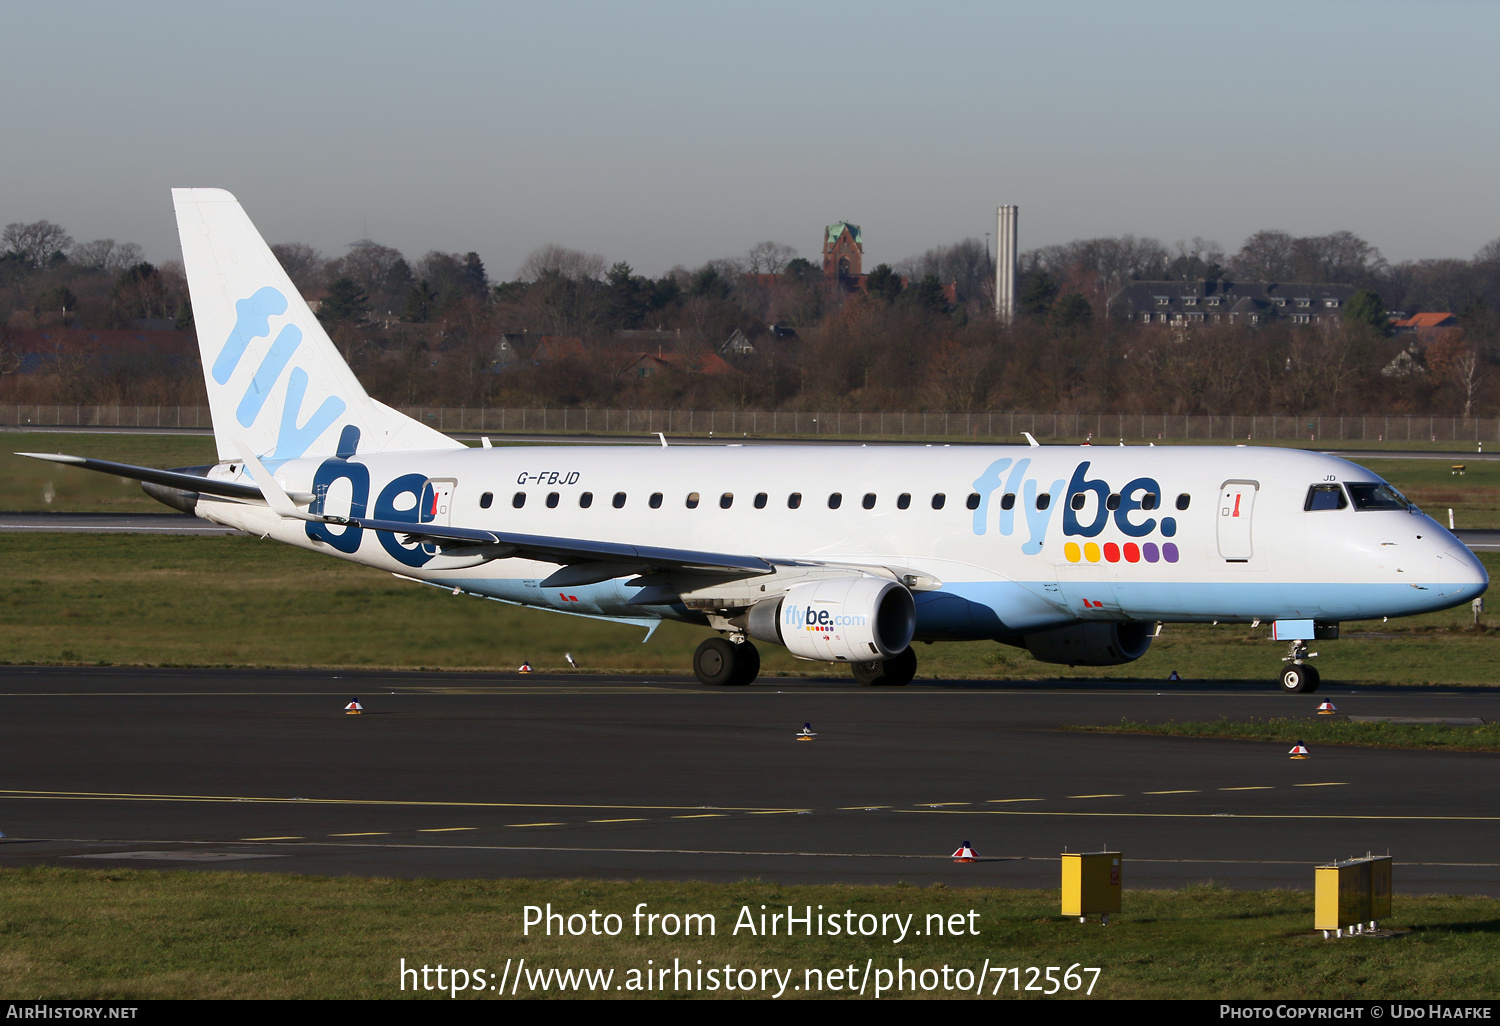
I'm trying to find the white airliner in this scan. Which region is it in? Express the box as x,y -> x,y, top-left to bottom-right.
21,190 -> 1489,692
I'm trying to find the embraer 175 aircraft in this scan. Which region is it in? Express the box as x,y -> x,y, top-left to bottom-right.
22,190 -> 1489,692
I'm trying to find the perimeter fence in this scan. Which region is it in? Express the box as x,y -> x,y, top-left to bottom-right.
2,404 -> 1497,443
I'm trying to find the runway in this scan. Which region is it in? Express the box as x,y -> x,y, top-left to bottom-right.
1,666 -> 1498,893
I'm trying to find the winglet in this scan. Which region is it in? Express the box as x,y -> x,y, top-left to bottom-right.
1023,432 -> 1040,447
235,442 -> 315,520
658,432 -> 668,448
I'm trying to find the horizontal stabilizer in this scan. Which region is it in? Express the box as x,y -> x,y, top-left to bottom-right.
16,452 -> 313,505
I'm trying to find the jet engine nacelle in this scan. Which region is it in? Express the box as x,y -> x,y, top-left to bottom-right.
1022,621 -> 1153,666
746,577 -> 916,662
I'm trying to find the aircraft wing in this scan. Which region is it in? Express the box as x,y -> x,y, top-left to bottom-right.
15,452 -> 314,504
333,514 -> 775,578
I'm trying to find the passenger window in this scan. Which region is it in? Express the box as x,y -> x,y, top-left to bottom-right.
1142,493 -> 1159,510
863,493 -> 876,509
1176,493 -> 1191,510
1070,493 -> 1087,510
479,492 -> 493,509
1305,484 -> 1349,512
897,493 -> 911,509
788,492 -> 802,509
966,493 -> 981,510
931,493 -> 946,510
1000,493 -> 1015,510
1037,493 -> 1051,510
754,493 -> 768,509
612,492 -> 627,508
686,492 -> 700,509
1106,493 -> 1120,511
720,493 -> 734,509
828,492 -> 842,509
512,492 -> 526,508
649,492 -> 663,509
579,491 -> 593,508
546,492 -> 559,508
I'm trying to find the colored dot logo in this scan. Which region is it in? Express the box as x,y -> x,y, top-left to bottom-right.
1065,540 -> 1178,564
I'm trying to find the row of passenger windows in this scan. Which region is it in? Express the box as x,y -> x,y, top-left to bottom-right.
478,490 -> 1195,512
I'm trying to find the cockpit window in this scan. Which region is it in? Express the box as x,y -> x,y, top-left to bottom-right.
1304,484 -> 1348,512
1345,482 -> 1415,512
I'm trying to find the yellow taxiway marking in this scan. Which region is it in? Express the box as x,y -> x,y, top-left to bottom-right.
329,832 -> 388,837
1294,782 -> 1350,787
1142,790 -> 1199,795
921,802 -> 970,807
1220,786 -> 1274,791
1066,794 -> 1124,799
0,789 -> 791,813
242,835 -> 302,841
900,809 -> 1500,822
589,818 -> 647,824
672,814 -> 727,819
840,806 -> 891,810
988,798 -> 1046,803
509,822 -> 565,828
418,827 -> 476,833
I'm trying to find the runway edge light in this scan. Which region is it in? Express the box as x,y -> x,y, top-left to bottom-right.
952,841 -> 978,863
344,699 -> 362,715
1317,701 -> 1338,715
796,723 -> 817,741
518,661 -> 532,673
1289,742 -> 1311,759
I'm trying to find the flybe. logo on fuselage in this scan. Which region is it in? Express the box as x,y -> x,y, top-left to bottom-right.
970,458 -> 1177,555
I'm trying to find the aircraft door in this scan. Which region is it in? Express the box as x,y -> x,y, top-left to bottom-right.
420,478 -> 457,527
1217,480 -> 1258,560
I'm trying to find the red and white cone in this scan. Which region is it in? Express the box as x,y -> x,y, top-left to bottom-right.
345,699 -> 363,715
1289,742 -> 1310,759
952,841 -> 979,863
1317,701 -> 1337,715
796,723 -> 817,741
518,662 -> 532,674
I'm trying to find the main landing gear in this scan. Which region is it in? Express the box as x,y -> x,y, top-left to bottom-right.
851,647 -> 918,687
1279,640 -> 1321,694
693,637 -> 760,686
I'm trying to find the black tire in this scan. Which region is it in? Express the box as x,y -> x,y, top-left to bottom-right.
693,637 -> 738,686
1302,664 -> 1321,694
1280,664 -> 1314,693
727,641 -> 760,686
851,647 -> 918,686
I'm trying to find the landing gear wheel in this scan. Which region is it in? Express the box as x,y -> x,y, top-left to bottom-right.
693,637 -> 738,686
727,641 -> 760,686
1280,664 -> 1318,694
851,647 -> 918,686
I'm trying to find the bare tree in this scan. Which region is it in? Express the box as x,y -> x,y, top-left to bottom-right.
1230,230 -> 1296,281
71,239 -> 145,274
744,241 -> 798,275
516,244 -> 605,283
270,242 -> 327,294
3,220 -> 74,268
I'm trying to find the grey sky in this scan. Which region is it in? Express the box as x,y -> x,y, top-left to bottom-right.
4,0 -> 1498,278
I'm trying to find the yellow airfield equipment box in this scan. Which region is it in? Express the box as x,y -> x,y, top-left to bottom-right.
1315,855 -> 1392,937
1062,851 -> 1121,923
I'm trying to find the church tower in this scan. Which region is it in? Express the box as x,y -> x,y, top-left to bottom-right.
822,222 -> 863,281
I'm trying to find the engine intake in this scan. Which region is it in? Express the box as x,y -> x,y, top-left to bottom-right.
1022,621 -> 1153,666
747,577 -> 915,662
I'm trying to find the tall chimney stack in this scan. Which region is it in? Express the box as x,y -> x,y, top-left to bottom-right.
996,204 -> 1017,324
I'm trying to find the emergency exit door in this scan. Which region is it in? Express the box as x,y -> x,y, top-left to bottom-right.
1217,480 -> 1257,560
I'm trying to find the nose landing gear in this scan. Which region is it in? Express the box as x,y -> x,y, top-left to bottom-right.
1279,640 -> 1321,693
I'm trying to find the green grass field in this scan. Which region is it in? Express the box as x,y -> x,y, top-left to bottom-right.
0,532 -> 1496,682
2,870 -> 1498,999
1068,718 -> 1500,752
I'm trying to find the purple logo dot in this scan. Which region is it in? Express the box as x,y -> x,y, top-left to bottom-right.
1163,542 -> 1179,562
1143,542 -> 1159,562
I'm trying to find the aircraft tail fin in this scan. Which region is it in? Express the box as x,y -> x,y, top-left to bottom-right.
172,188 -> 463,463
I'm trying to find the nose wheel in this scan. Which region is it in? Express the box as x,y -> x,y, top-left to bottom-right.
693,637 -> 760,686
1279,640 -> 1320,693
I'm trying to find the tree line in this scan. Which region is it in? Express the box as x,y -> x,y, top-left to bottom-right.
2,216 -> 1498,418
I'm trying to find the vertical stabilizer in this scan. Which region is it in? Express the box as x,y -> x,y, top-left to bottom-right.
172,188 -> 463,462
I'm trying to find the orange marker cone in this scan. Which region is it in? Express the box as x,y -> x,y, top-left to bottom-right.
1289,742 -> 1310,759
345,699 -> 363,715
796,723 -> 817,741
952,841 -> 979,863
518,662 -> 532,674
1317,701 -> 1337,715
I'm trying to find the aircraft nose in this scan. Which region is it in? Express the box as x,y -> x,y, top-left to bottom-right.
1438,542 -> 1488,601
